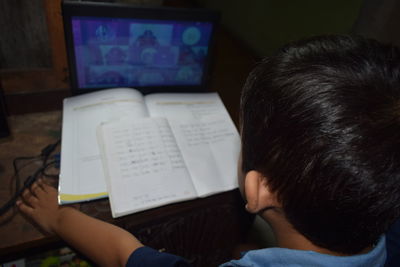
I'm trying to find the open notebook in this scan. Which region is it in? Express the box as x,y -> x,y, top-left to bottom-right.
59,88 -> 240,217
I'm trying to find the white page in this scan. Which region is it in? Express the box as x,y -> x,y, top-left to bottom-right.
144,93 -> 240,196
59,88 -> 148,204
145,93 -> 229,120
98,117 -> 197,218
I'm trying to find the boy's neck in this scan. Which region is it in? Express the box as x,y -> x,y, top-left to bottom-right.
261,209 -> 372,256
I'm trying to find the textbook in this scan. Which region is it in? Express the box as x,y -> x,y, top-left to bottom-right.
59,88 -> 240,217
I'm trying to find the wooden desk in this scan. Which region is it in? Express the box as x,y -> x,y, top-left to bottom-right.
0,111 -> 253,266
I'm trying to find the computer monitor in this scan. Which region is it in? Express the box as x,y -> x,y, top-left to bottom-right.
62,1 -> 220,95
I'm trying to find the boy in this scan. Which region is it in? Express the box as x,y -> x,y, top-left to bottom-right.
18,35 -> 400,266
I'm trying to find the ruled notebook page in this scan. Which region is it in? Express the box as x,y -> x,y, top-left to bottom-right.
98,117 -> 197,217
144,93 -> 240,197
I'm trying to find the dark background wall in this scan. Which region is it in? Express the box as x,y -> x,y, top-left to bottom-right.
194,0 -> 364,56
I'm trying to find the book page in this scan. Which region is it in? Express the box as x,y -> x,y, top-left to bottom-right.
144,93 -> 229,120
59,88 -> 148,204
144,93 -> 240,196
98,117 -> 197,218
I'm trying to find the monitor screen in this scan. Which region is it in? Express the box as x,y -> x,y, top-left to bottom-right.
63,1 -> 219,95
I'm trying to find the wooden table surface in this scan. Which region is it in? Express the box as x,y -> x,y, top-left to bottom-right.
0,111 -> 62,256
0,111 -> 253,266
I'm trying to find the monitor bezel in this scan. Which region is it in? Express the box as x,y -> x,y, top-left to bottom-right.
62,1 -> 220,95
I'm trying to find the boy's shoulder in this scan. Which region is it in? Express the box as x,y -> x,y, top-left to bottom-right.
220,236 -> 386,267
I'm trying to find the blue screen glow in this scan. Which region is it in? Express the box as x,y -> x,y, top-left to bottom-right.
71,16 -> 213,89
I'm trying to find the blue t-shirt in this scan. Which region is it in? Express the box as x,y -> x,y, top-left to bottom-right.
221,236 -> 386,267
126,247 -> 191,267
126,236 -> 387,267
385,219 -> 400,267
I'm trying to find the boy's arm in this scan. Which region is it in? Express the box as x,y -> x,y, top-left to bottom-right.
17,179 -> 143,267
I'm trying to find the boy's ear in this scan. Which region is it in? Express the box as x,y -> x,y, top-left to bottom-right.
244,170 -> 280,213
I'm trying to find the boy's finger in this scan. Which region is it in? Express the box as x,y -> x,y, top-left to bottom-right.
41,181 -> 57,194
30,182 -> 40,196
16,200 -> 34,216
21,188 -> 38,206
38,179 -> 51,192
36,179 -> 46,191
21,188 -> 32,200
31,181 -> 46,197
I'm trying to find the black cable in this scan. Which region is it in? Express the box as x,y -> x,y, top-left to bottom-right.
0,140 -> 61,216
11,140 -> 59,200
0,160 -> 59,216
13,156 -> 42,198
41,139 -> 61,163
10,139 -> 61,193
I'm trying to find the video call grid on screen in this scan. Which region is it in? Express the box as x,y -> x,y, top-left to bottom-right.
62,0 -> 220,95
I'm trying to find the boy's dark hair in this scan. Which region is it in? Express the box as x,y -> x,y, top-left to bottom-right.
240,35 -> 400,254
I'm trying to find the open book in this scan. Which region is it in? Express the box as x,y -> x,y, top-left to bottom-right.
59,88 -> 240,217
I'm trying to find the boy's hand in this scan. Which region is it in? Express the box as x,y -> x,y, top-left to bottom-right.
17,179 -> 67,235
17,179 -> 143,266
